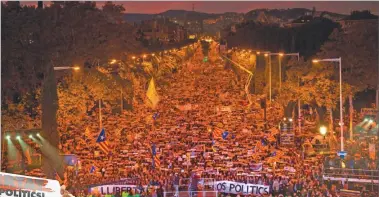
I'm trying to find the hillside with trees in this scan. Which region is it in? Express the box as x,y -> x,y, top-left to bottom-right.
225,17 -> 338,59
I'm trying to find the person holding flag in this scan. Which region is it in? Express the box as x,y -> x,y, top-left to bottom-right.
90,165 -> 95,174
96,128 -> 110,155
151,143 -> 160,170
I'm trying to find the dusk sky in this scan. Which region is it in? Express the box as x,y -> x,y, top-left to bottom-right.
20,1 -> 379,15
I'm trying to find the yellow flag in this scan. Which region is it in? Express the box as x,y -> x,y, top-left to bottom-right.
25,148 -> 32,164
212,146 -> 217,152
146,78 -> 160,109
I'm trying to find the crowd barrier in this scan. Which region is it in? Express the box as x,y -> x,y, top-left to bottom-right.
179,178 -> 215,189
323,167 -> 379,184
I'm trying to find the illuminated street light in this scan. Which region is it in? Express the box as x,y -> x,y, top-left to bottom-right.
16,136 -> 21,140
37,133 -> 41,137
29,135 -> 33,139
289,118 -> 293,122
364,118 -> 369,122
256,51 -> 260,55
279,53 -> 284,57
132,56 -> 136,60
109,59 -> 117,64
320,126 -> 327,136
152,53 -> 155,56
264,53 -> 269,57
369,120 -> 373,124
6,135 -> 10,140
143,54 -> 147,58
313,57 -> 344,151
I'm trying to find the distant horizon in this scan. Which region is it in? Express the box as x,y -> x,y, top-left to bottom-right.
19,1 -> 379,15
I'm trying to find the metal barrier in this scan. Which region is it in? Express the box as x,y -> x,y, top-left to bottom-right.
323,167 -> 379,184
180,178 -> 215,189
164,191 -> 218,197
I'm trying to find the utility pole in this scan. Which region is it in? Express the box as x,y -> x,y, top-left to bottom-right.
99,99 -> 102,130
269,55 -> 272,102
121,89 -> 123,113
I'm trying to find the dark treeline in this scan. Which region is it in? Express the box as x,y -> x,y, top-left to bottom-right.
226,18 -> 339,60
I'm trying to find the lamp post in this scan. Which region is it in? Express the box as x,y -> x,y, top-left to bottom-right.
312,57 -> 344,151
320,126 -> 328,149
269,52 -> 300,93
264,53 -> 272,102
320,126 -> 327,137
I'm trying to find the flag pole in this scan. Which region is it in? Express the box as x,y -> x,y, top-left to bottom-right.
99,99 -> 102,130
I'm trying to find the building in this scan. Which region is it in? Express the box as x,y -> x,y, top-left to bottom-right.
284,15 -> 315,28
136,18 -> 188,45
184,20 -> 203,36
338,10 -> 378,29
339,18 -> 378,29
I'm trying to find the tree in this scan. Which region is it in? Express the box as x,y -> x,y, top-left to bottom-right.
1,2 -> 142,178
317,18 -> 378,138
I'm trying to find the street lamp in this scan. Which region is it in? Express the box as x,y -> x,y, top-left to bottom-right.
109,59 -> 117,64
313,57 -> 344,151
53,66 -> 80,71
268,52 -> 300,92
320,126 -> 327,136
263,53 -> 272,101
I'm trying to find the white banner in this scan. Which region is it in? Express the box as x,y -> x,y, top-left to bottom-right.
0,172 -> 61,197
214,181 -> 270,195
284,166 -> 296,173
215,106 -> 232,113
90,185 -> 144,195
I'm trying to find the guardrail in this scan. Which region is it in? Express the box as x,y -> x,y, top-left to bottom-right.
323,168 -> 379,184
180,178 -> 215,186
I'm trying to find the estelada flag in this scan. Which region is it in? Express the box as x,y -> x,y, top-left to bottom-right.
96,128 -> 110,154
250,163 -> 263,171
154,154 -> 161,168
90,165 -> 96,173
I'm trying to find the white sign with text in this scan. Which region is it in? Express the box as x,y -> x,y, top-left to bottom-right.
214,181 -> 270,195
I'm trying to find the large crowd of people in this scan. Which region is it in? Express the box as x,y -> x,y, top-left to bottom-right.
4,41 -> 379,197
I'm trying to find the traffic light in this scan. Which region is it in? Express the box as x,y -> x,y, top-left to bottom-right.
203,57 -> 208,62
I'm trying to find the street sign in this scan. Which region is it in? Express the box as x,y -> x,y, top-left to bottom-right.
337,151 -> 347,159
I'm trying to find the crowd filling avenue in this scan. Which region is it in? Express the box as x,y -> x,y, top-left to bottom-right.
1,1 -> 379,197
